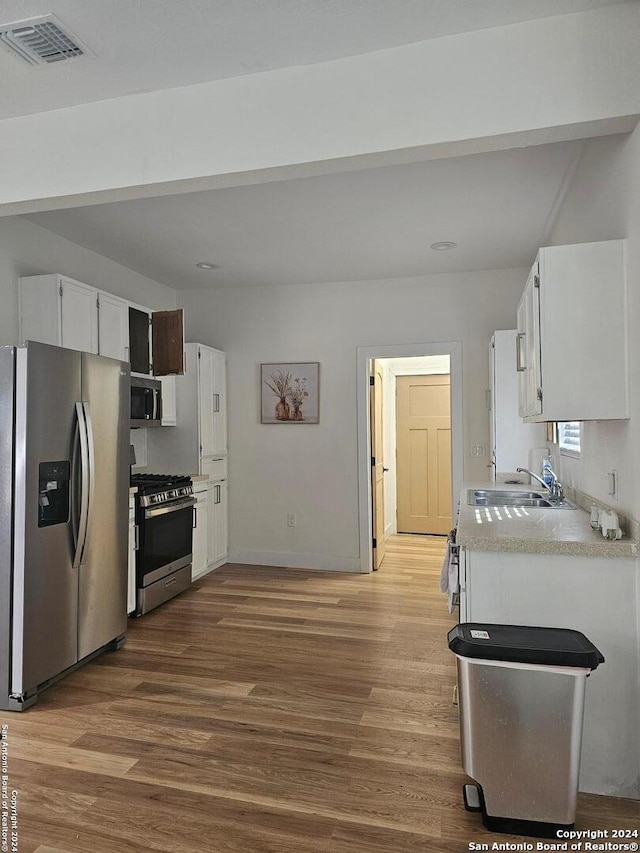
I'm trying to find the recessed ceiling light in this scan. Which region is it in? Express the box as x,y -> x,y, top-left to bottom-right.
196,262 -> 218,270
430,241 -> 457,251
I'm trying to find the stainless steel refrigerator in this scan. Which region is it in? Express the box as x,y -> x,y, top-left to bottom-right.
0,341 -> 130,711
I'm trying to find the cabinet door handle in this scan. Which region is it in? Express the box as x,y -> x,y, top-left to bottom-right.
215,484 -> 221,504
193,507 -> 197,529
213,393 -> 220,413
516,332 -> 526,372
134,525 -> 139,551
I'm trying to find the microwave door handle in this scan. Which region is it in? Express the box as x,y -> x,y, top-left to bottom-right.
73,402 -> 90,568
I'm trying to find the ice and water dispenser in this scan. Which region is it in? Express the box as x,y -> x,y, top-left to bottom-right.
38,460 -> 71,527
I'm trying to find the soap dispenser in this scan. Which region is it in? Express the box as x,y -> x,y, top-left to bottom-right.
541,456 -> 554,488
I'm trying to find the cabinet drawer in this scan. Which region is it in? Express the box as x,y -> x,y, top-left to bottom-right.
201,457 -> 227,481
191,477 -> 209,496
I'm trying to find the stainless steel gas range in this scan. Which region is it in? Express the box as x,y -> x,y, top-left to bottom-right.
130,473 -> 195,615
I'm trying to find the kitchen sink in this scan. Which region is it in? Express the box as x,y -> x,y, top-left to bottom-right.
467,489 -> 577,509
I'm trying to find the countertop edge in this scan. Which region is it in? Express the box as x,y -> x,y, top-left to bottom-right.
457,483 -> 638,559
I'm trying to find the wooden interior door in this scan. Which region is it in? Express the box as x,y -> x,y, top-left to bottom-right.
396,374 -> 452,535
370,362 -> 386,569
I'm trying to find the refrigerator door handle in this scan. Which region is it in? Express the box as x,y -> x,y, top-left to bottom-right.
73,402 -> 92,568
71,410 -> 81,555
82,401 -> 96,561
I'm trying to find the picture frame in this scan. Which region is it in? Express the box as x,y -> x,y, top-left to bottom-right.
261,362 -> 319,424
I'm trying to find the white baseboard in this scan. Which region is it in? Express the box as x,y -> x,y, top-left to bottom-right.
228,548 -> 362,573
192,555 -> 227,581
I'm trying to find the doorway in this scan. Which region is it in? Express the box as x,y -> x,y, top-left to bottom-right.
357,342 -> 463,573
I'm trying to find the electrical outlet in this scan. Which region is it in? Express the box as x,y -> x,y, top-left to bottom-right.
471,444 -> 485,458
287,513 -> 297,528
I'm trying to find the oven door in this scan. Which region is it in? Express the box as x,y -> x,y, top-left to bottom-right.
137,497 -> 195,586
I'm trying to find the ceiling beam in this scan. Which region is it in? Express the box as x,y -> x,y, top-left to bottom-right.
1,4 -> 639,216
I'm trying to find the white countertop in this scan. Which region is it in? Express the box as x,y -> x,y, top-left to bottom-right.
456,482 -> 638,558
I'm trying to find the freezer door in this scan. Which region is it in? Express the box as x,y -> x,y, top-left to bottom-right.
12,343 -> 81,695
78,352 -> 129,659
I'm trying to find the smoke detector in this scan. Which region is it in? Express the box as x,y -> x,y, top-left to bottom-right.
0,15 -> 92,66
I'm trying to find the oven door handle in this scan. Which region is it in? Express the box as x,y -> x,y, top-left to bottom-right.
144,496 -> 196,519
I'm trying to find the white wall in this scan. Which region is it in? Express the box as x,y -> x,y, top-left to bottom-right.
548,127 -> 640,522
0,216 -> 176,346
179,269 -> 525,570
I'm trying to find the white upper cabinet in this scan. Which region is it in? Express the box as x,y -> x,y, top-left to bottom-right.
516,239 -> 628,422
60,279 -> 99,354
490,330 -> 546,480
98,291 -> 129,362
516,266 -> 542,419
197,345 -> 227,459
145,342 -> 228,475
21,276 -> 183,380
20,274 -> 99,354
198,344 -> 215,458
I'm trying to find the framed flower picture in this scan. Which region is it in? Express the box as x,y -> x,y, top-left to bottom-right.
261,362 -> 319,424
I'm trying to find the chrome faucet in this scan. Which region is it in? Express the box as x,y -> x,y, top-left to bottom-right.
516,467 -> 564,501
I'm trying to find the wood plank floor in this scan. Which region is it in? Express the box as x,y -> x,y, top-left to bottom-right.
3,535 -> 638,852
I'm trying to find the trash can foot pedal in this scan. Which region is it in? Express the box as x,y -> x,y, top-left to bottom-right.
463,784 -> 482,812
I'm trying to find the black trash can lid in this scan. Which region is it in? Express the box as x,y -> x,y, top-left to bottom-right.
448,623 -> 604,670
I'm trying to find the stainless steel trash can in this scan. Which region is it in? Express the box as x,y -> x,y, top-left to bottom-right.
448,623 -> 604,838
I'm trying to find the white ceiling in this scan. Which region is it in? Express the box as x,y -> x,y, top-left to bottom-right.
8,2 -> 632,288
0,0 -> 631,120
26,139 -> 601,288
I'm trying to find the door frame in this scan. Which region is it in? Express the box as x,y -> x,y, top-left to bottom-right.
356,341 -> 463,573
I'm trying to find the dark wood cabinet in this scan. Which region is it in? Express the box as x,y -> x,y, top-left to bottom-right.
128,307 -> 184,376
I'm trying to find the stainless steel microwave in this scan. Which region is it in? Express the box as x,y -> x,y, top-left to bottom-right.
130,376 -> 162,427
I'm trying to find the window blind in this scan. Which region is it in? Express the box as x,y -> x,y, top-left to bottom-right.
558,422 -> 581,456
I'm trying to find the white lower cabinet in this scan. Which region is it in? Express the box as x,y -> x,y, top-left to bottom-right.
461,547 -> 639,800
127,495 -> 137,615
207,479 -> 228,567
191,481 -> 209,580
192,478 -> 227,577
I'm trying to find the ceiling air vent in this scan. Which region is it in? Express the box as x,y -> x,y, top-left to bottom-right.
0,15 -> 91,66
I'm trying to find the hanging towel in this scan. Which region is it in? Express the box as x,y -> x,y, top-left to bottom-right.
439,539 -> 452,593
440,529 -> 459,613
